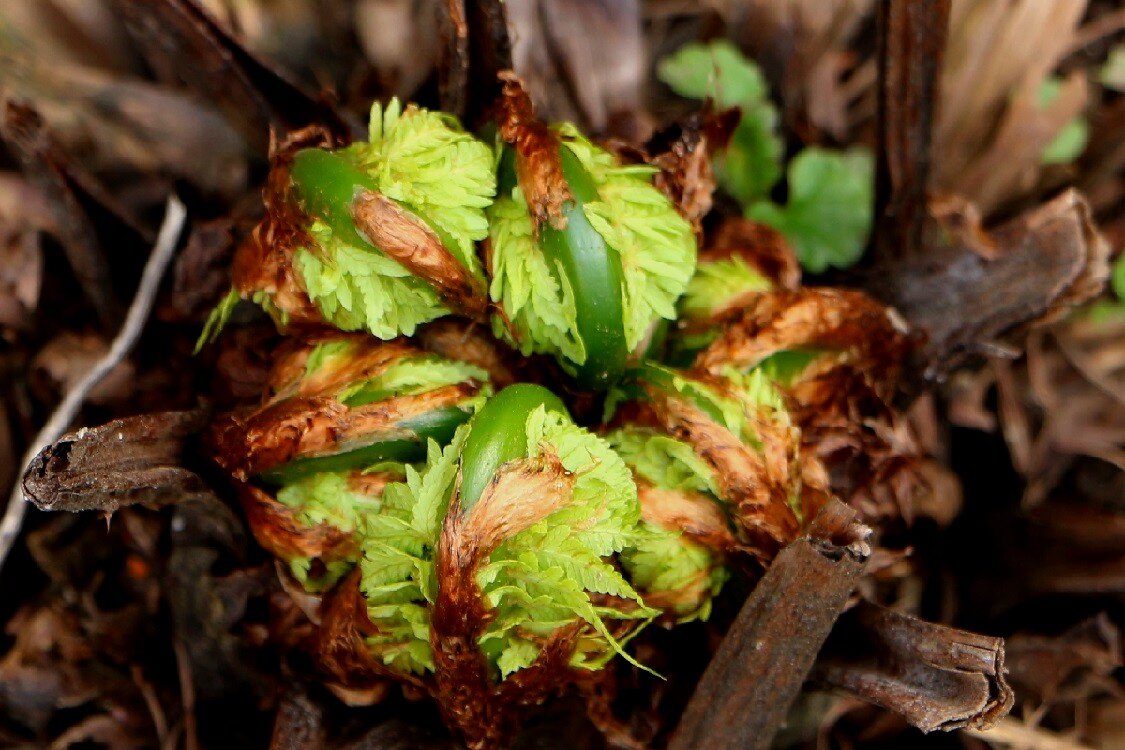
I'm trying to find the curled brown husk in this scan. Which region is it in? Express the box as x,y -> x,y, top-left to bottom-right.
351,191 -> 488,318
495,72 -> 570,231
238,482 -> 356,563
231,125 -> 342,330
696,286 -> 959,526
208,335 -> 486,479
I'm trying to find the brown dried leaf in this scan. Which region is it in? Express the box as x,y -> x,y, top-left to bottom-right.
0,100 -> 132,330
731,0 -> 874,142
955,312 -> 1125,505
646,389 -> 802,561
456,450 -> 575,559
437,0 -> 469,118
161,218 -> 239,323
23,410 -> 214,514
935,0 -> 1089,213
32,332 -> 135,405
652,141 -> 712,235
697,288 -> 910,402
211,382 -> 481,480
107,0 -> 353,152
0,603 -> 103,734
268,335 -> 416,401
313,568 -> 401,698
506,0 -> 646,136
0,39 -> 248,199
705,217 -> 801,291
231,127 -> 343,330
636,479 -> 738,552
1006,614 -> 1121,710
0,222 -> 42,334
209,334 -> 492,478
49,713 -> 151,750
795,367 -> 960,525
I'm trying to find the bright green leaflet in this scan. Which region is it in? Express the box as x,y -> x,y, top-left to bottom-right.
620,522 -> 727,623
277,470 -> 387,531
276,469 -> 401,592
339,355 -> 489,406
476,406 -> 655,676
1112,254 -> 1125,301
1037,77 -> 1089,166
658,40 -> 769,108
609,427 -> 728,622
487,126 -> 695,386
295,222 -> 449,339
679,255 -> 772,321
360,433 -> 466,674
1085,254 -> 1125,323
194,287 -> 241,353
753,349 -> 823,386
607,426 -> 719,496
748,148 -> 874,273
1102,44 -> 1125,92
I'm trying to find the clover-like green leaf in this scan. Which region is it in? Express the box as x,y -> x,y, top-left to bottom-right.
658,41 -> 784,204
748,148 -> 874,273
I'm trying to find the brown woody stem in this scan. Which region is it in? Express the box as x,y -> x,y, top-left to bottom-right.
873,0 -> 950,262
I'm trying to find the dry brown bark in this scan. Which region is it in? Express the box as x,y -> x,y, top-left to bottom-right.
22,410 -> 213,514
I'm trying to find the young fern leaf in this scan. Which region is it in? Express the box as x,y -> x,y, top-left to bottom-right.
358,392 -> 657,683
488,90 -> 696,387
234,99 -> 495,341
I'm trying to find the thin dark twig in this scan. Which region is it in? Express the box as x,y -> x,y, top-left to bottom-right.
132,663 -> 171,743
174,635 -> 200,750
0,196 -> 187,571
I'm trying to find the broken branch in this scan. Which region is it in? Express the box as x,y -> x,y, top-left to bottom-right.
668,501 -> 869,750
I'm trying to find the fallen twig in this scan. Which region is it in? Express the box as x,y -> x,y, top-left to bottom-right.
667,501 -> 870,750
863,189 -> 1110,382
813,600 -> 1014,732
0,195 -> 186,571
22,409 -> 213,513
